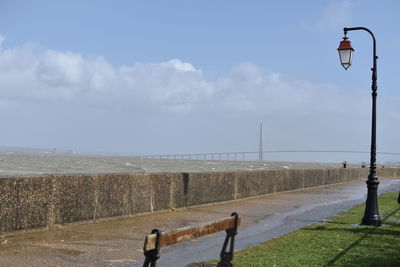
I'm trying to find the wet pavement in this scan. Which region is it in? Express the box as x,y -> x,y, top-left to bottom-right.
1,179 -> 399,267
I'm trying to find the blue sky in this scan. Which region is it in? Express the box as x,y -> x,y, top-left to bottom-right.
0,0 -> 399,162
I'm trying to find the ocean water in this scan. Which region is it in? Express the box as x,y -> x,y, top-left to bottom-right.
0,153 -> 353,177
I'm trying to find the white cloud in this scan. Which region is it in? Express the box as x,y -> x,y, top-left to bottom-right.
0,42 -> 362,118
0,44 -> 214,108
303,0 -> 354,32
322,0 -> 353,29
211,62 -> 355,118
0,34 -> 5,48
0,38 -> 398,159
36,50 -> 86,87
160,59 -> 197,72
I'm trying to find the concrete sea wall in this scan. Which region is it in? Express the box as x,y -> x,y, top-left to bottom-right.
0,168 -> 399,233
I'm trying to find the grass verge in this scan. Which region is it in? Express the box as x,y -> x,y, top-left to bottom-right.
229,193 -> 400,266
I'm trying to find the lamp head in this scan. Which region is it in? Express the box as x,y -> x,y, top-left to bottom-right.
337,35 -> 354,70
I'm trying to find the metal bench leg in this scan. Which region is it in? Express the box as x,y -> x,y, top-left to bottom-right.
217,213 -> 239,267
143,229 -> 161,267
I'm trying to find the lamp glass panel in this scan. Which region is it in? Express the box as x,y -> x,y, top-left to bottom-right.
339,49 -> 352,65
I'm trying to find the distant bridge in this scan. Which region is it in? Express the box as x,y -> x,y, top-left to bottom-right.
132,150 -> 400,162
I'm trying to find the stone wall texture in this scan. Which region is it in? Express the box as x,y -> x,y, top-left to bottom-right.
1,168 -> 398,233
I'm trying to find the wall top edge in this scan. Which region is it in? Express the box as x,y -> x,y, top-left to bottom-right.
0,167 -> 384,180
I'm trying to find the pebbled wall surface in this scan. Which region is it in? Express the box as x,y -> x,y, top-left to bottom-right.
0,168 -> 398,233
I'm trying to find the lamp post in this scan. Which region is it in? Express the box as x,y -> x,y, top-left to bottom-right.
337,27 -> 381,226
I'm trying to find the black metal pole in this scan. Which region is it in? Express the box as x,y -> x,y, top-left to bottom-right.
344,27 -> 381,226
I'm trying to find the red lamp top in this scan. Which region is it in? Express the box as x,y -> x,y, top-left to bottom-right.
337,36 -> 354,51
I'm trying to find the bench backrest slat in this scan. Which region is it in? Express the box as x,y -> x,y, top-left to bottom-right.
143,216 -> 241,251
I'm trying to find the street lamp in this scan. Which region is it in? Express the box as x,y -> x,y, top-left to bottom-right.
337,27 -> 381,226
337,35 -> 354,70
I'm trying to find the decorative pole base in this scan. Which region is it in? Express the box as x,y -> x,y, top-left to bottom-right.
361,215 -> 381,226
361,178 -> 381,226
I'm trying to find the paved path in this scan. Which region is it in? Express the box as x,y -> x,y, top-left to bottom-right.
1,179 -> 399,267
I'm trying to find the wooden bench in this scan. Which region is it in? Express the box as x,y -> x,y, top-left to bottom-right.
143,212 -> 241,267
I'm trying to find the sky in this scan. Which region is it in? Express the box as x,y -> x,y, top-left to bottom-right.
0,0 -> 399,162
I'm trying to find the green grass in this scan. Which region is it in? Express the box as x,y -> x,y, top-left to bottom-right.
230,193 -> 400,266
